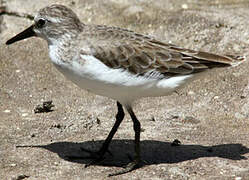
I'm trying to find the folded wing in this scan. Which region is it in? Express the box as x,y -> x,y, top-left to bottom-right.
81,25 -> 245,79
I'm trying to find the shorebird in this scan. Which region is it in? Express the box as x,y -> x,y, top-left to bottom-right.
6,4 -> 245,176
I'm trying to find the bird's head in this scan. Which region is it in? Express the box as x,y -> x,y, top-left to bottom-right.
6,4 -> 84,45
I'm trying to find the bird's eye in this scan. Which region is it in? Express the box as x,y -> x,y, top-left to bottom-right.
36,19 -> 46,28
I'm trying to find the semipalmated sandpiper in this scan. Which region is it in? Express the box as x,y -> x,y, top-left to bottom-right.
6,4 -> 245,176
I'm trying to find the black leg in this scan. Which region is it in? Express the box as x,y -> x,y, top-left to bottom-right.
93,101 -> 125,157
109,105 -> 142,176
127,106 -> 141,163
67,101 -> 125,166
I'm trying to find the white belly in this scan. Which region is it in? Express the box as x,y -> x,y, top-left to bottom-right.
50,51 -> 193,105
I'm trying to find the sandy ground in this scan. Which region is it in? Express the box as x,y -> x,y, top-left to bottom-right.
1,0 -> 249,179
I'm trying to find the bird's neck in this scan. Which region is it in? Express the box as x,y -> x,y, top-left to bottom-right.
48,35 -> 78,65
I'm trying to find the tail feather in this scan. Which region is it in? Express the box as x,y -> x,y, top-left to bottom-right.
180,50 -> 246,74
224,54 -> 246,67
170,46 -> 246,67
185,51 -> 245,66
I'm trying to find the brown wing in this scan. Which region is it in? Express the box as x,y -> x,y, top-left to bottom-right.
82,25 -> 244,78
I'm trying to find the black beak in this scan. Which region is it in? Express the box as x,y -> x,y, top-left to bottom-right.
6,25 -> 36,45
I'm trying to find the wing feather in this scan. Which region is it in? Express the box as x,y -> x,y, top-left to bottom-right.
80,25 -> 245,79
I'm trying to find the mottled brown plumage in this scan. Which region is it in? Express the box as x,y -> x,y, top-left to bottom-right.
74,24 -> 245,78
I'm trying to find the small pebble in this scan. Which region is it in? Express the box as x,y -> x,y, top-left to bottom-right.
96,118 -> 101,125
51,124 -> 62,129
213,96 -> 219,99
188,91 -> 195,95
22,113 -> 28,117
171,115 -> 179,119
11,174 -> 29,180
181,4 -> 188,9
240,95 -> 246,99
151,116 -> 156,121
9,163 -> 17,167
34,100 -> 54,113
171,139 -> 181,146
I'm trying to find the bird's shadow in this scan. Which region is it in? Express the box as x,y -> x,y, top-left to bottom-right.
17,140 -> 249,167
